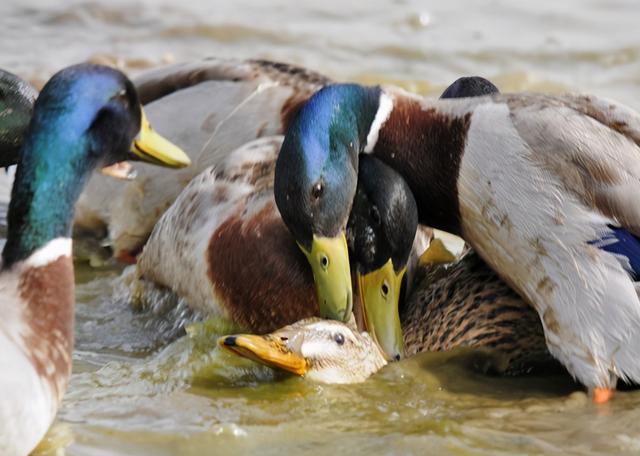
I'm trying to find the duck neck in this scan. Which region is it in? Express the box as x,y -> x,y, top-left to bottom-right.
2,131 -> 95,269
365,93 -> 472,235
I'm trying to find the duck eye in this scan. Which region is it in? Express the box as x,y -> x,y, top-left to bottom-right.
311,181 -> 324,200
320,254 -> 329,270
334,333 -> 345,345
381,281 -> 390,298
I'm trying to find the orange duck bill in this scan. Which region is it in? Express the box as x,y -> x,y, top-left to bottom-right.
218,334 -> 308,376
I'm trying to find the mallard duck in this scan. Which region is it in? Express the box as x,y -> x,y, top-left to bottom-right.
0,63 -> 190,456
0,70 -> 37,167
136,75 -> 491,359
74,58 -> 331,261
220,317 -> 386,384
217,250 -> 553,384
135,140 -> 429,360
346,76 -> 500,358
219,162 -> 554,383
274,78 -> 640,402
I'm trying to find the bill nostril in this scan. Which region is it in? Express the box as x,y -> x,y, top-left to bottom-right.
223,336 -> 237,346
394,354 -> 401,361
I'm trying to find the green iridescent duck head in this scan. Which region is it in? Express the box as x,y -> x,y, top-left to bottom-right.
2,63 -> 191,267
274,84 -> 383,322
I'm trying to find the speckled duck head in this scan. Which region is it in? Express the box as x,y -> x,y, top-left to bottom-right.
2,63 -> 191,267
219,317 -> 387,384
274,83 -> 384,323
0,69 -> 37,167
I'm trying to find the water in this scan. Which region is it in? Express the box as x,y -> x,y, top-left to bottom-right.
2,0 -> 640,454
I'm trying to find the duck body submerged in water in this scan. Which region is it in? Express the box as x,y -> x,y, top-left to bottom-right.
0,64 -> 189,456
274,79 -> 640,401
402,251 -> 552,375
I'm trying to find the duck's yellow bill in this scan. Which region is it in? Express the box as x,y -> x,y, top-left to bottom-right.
419,238 -> 456,266
218,334 -> 308,376
130,109 -> 191,168
298,233 -> 353,322
358,259 -> 405,362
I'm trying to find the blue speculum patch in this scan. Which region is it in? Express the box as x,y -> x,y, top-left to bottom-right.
590,225 -> 640,280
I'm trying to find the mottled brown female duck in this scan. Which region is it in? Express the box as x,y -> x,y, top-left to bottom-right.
402,249 -> 551,374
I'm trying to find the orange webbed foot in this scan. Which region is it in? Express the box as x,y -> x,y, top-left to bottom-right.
592,387 -> 615,404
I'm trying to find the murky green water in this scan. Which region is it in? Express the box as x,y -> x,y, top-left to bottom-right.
54,268 -> 640,455
3,0 -> 640,454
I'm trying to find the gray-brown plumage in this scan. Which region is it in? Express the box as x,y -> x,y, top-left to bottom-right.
402,250 -> 555,375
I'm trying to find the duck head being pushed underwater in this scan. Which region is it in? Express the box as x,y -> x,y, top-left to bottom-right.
219,317 -> 387,384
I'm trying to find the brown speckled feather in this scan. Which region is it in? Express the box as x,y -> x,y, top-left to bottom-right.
402,251 -> 555,375
19,256 -> 74,403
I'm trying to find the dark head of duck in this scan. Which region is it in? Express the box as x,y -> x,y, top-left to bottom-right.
274,76 -> 498,360
0,70 -> 37,167
347,155 -> 418,361
2,63 -> 190,268
274,84 -> 382,323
